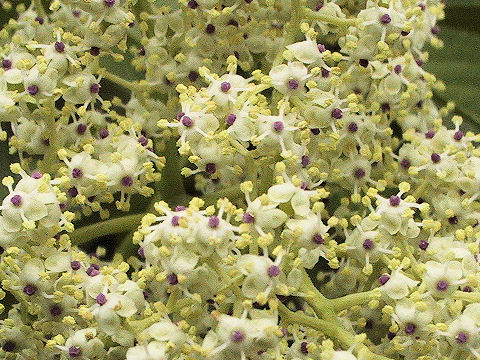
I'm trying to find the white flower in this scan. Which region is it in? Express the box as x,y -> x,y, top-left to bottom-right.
269,62 -> 309,95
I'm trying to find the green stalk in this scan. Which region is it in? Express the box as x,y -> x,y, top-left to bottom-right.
33,0 -> 47,18
69,213 -> 144,245
330,290 -> 380,312
278,302 -> 393,360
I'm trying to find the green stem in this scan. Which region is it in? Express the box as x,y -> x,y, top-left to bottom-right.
299,269 -> 338,322
278,303 -> 393,360
69,213 -> 143,245
33,0 -> 47,18
100,70 -> 146,94
330,290 -> 380,312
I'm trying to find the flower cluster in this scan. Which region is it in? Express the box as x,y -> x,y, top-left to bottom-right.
1,1 -> 479,360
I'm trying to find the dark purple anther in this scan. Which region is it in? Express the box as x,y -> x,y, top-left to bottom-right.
205,163 -> 216,174
27,85 -> 39,95
311,128 -> 320,135
231,330 -> 244,343
400,158 -> 410,169
453,131 -> 463,141
273,121 -> 284,132
359,59 -> 369,68
104,0 -> 115,7
394,65 -> 402,74
90,83 -> 100,94
381,103 -> 391,113
90,47 -> 100,56
76,123 -> 87,135
313,233 -> 324,244
181,116 -> 193,127
68,187 -> 78,197
32,171 -> 42,179
72,168 -> 83,179
226,114 -> 237,125
379,274 -> 390,285
188,0 -> 198,8
301,155 -> 310,167
138,136 -> 148,146
50,304 -> 62,316
208,215 -> 220,228
267,265 -> 280,277
243,212 -> 255,223
363,238 -> 374,250
354,168 -> 366,179
86,265 -> 100,277
425,130 -> 435,138
10,194 -> 22,206
72,9 -> 81,17
348,122 -> 358,132
205,24 -> 216,34
436,280 -> 448,291
404,323 -> 416,335
418,3 -> 426,10
321,68 -> 330,78
96,293 -> 107,305
315,2 -> 324,11
35,17 -> 44,24
137,247 -> 145,258
68,346 -> 81,357
431,153 -> 441,163
99,128 -> 109,139
175,206 -> 186,211
300,341 -> 309,354
448,216 -> 458,225
188,71 -> 199,82
71,261 -> 81,270
380,14 -> 392,24
167,273 -> 178,285
389,195 -> 401,206
54,41 -> 65,53
331,108 -> 343,119
2,59 -> 11,70
0,246 -> 4,255
171,215 -> 180,226
416,59 -> 424,67
23,284 -> 37,296
456,332 -> 468,344
2,341 -> 15,352
419,240 -> 429,250
463,286 -> 473,292
317,44 -> 326,52
220,82 -> 231,92
288,79 -> 299,90
121,176 -> 133,187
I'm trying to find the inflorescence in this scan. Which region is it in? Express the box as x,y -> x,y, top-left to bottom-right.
0,0 -> 479,360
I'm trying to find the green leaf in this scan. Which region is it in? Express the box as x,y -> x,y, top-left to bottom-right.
425,26 -> 480,129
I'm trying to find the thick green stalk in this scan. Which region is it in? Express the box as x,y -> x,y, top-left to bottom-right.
278,302 -> 393,360
69,213 -> 144,245
330,290 -> 380,312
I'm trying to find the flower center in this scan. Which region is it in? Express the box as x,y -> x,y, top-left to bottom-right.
267,265 -> 281,277
10,194 -> 22,206
404,322 -> 416,335
436,280 -> 448,291
231,330 -> 245,343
